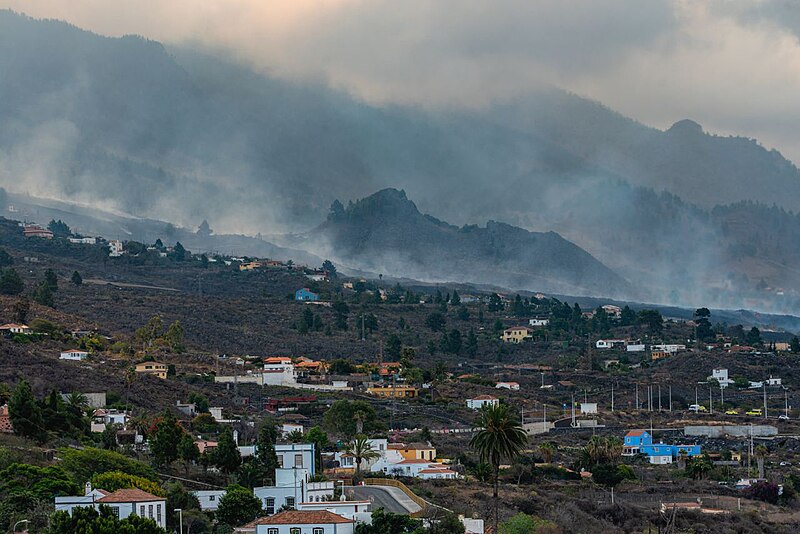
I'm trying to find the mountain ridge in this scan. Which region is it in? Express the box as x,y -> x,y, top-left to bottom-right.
307,188 -> 633,298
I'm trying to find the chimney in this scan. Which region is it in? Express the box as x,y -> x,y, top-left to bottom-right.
85,481 -> 92,496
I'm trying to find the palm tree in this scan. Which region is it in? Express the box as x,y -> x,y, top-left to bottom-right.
65,392 -> 88,413
538,442 -> 555,464
346,434 -> 380,478
124,366 -> 136,412
677,449 -> 688,470
688,454 -> 713,480
469,403 -> 528,534
755,445 -> 768,479
353,411 -> 366,435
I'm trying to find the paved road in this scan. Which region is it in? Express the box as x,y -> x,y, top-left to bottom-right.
344,485 -> 422,514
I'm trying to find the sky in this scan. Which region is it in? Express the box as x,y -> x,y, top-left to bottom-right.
4,0 -> 800,162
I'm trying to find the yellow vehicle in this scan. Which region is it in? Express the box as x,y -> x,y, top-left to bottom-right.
746,408 -> 763,416
725,409 -> 739,415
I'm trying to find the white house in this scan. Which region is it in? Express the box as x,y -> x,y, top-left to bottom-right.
709,368 -> 734,388
254,443 -> 334,514
601,305 -> 622,318
90,409 -> 129,432
60,349 -> 89,361
0,323 -> 31,335
648,455 -> 673,465
596,339 -> 626,350
262,357 -> 299,387
626,344 -> 646,352
652,344 -> 686,354
461,516 -> 485,534
108,240 -> 124,257
281,423 -> 305,437
528,318 -> 549,327
466,395 -> 499,410
246,510 -> 355,534
55,487 -> 166,529
495,382 -> 520,391
580,402 -> 598,415
194,490 -> 226,511
766,376 -> 782,387
69,237 -> 97,245
417,466 -> 459,480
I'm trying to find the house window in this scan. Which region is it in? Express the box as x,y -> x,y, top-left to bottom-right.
277,455 -> 284,468
313,529 -> 324,534
286,496 -> 296,509
140,505 -> 145,517
156,504 -> 162,524
290,529 -> 301,534
265,497 -> 275,515
110,507 -> 120,519
209,495 -> 215,501
268,530 -> 278,534
148,505 -> 154,519
295,454 -> 303,468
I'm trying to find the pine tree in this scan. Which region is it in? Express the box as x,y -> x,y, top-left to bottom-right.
213,428 -> 242,474
33,281 -> 54,307
9,379 -> 46,442
149,411 -> 184,467
0,268 -> 24,295
71,271 -> 83,286
44,269 -> 58,291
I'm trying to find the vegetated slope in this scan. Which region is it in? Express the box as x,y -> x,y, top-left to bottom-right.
310,189 -> 632,298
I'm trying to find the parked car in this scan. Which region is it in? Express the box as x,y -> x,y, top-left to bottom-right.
779,414 -> 790,420
689,404 -> 707,412
746,408 -> 763,416
725,409 -> 739,415
780,461 -> 792,466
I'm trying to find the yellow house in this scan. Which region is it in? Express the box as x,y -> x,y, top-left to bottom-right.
389,442 -> 437,461
501,326 -> 533,344
135,361 -> 168,379
366,385 -> 418,398
239,261 -> 263,271
651,350 -> 670,361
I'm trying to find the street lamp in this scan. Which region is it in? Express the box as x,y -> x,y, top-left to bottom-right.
174,508 -> 183,534
12,519 -> 29,533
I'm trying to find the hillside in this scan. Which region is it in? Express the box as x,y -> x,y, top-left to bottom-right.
308,189 -> 632,298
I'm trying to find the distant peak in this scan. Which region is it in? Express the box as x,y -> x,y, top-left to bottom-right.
667,119 -> 704,135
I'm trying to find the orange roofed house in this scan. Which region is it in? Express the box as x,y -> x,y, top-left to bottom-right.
55,487 -> 167,529
237,509 -> 354,534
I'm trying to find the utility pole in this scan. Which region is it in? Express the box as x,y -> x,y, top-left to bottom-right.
695,386 -> 698,408
709,385 -> 713,414
786,390 -> 789,418
361,314 -> 365,341
721,385 -> 724,408
669,385 -> 672,412
611,383 -> 614,413
658,384 -> 662,412
763,383 -> 768,419
543,403 -> 547,425
571,393 -> 576,427
635,383 -> 639,410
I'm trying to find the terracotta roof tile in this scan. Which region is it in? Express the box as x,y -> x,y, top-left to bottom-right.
96,488 -> 162,503
247,510 -> 353,525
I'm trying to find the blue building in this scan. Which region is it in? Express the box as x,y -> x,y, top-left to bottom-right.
295,288 -> 320,302
623,430 -> 701,464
